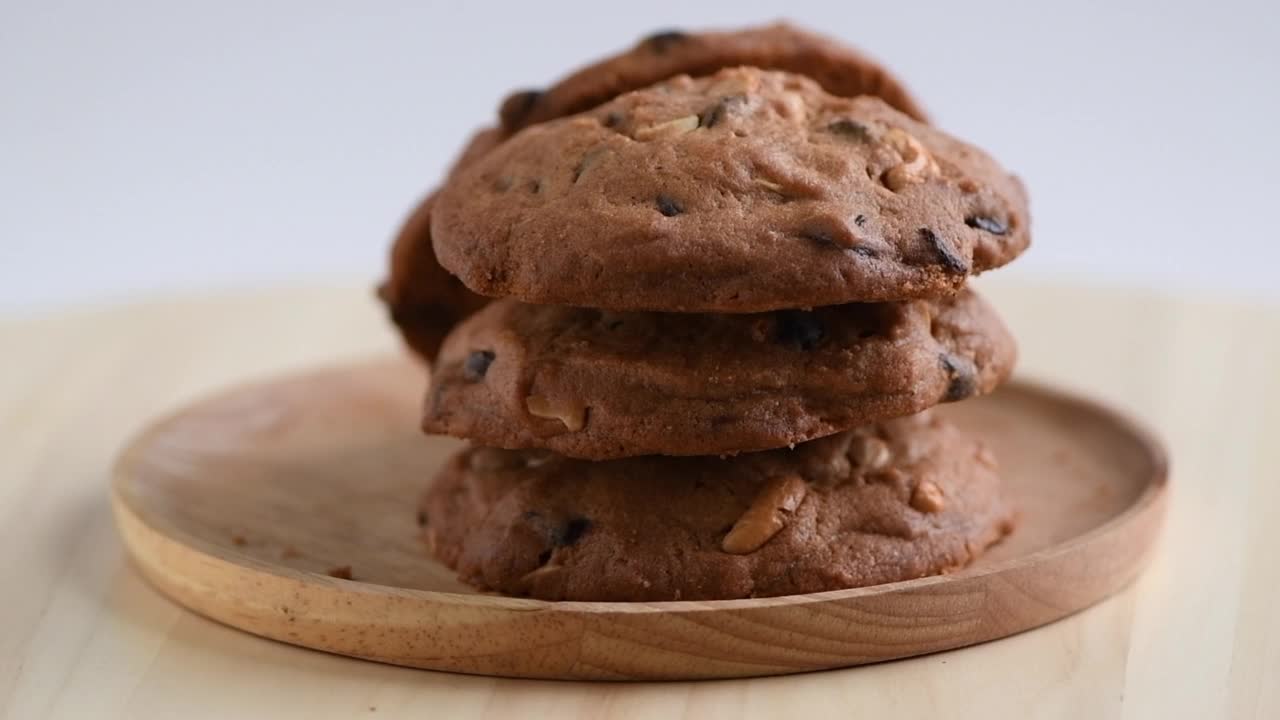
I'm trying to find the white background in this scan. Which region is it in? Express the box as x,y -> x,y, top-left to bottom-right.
3,0 -> 1278,313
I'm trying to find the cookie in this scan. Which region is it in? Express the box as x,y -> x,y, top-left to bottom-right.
379,194 -> 489,360
386,25 -> 938,349
422,287 -> 1015,459
447,126 -> 504,174
379,128 -> 501,360
420,413 -> 1014,601
433,68 -> 1030,312
497,22 -> 928,135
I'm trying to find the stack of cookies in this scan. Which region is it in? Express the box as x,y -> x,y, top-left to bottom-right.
381,23 -> 1029,601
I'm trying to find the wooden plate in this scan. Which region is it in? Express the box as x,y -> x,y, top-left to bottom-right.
110,357 -> 1168,680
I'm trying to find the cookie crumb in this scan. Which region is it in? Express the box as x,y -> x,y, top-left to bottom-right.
231,534 -> 247,547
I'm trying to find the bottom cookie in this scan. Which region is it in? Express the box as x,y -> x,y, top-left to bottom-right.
420,413 -> 1014,601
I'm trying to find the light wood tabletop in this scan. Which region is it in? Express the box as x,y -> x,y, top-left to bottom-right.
2,280 -> 1277,719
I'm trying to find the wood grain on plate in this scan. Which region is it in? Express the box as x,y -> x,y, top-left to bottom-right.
5,283 -> 1278,717
110,357 -> 1167,680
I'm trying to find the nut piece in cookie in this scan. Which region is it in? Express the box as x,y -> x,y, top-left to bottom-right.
722,474 -> 807,554
419,415 -> 1014,601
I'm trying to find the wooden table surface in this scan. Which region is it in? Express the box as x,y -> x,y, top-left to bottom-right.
2,281 -> 1277,719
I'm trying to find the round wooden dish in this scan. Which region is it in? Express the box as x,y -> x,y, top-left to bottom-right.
111,357 -> 1168,681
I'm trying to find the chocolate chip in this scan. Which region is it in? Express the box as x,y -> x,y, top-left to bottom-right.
827,119 -> 872,142
641,29 -> 688,54
656,194 -> 684,217
523,513 -> 591,567
801,229 -> 836,246
965,215 -> 1009,235
528,179 -> 541,194
327,566 -> 354,580
800,214 -> 874,253
552,516 -> 592,547
602,111 -> 624,128
940,353 -> 979,401
699,95 -> 746,128
920,228 -> 968,274
463,350 -> 495,380
499,89 -> 542,129
854,214 -> 867,227
775,311 -> 826,350
416,510 -> 428,527
808,229 -> 877,259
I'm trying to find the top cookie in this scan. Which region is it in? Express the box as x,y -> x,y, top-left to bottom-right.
433,68 -> 1030,312
497,22 -> 928,133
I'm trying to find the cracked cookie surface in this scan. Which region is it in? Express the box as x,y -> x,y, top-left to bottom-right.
419,413 -> 1014,600
434,68 -> 1030,311
421,287 -> 1015,459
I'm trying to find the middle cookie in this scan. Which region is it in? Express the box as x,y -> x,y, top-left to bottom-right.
423,288 -> 1015,459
